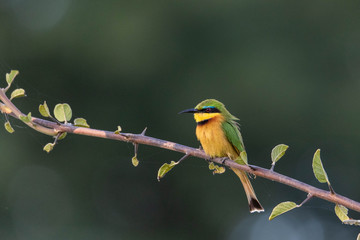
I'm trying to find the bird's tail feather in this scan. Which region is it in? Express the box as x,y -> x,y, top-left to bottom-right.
231,167 -> 264,213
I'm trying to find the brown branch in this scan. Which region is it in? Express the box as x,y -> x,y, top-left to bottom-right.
20,118 -> 360,213
1,88 -> 360,213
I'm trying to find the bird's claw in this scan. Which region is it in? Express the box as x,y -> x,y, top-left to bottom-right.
219,157 -> 228,165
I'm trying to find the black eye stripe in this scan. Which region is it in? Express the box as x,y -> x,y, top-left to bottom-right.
200,107 -> 220,113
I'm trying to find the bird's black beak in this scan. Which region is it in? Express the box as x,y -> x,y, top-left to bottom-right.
178,108 -> 198,114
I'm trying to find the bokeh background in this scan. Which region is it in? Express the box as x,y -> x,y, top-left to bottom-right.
1,0 -> 360,239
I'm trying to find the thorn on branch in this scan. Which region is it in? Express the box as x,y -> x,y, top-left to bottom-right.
141,127 -> 147,136
329,184 -> 336,195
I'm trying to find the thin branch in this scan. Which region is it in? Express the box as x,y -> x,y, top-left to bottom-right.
1,91 -> 360,213
177,154 -> 190,164
270,163 -> 275,172
18,117 -> 360,213
298,193 -> 313,207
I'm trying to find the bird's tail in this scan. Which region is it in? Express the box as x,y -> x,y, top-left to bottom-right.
231,167 -> 264,213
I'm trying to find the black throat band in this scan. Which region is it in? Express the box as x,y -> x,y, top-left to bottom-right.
196,119 -> 209,126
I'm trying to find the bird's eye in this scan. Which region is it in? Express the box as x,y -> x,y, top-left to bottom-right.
205,108 -> 211,113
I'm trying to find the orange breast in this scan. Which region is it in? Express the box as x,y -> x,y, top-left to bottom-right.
195,116 -> 238,159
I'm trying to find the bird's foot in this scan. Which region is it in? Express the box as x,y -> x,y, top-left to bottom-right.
219,157 -> 228,166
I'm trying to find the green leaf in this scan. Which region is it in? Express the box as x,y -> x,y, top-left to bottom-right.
157,161 -> 179,181
335,204 -> 350,222
271,144 -> 289,164
132,155 -> 139,167
208,162 -> 225,174
58,132 -> 67,140
6,70 -> 19,86
312,149 -> 330,184
39,101 -> 51,117
269,201 -> 298,220
114,126 -> 122,134
4,121 -> 14,133
74,118 -> 90,128
54,103 -> 72,123
213,166 -> 225,174
10,88 -> 26,100
343,219 -> 360,226
19,112 -> 32,123
43,143 -> 55,153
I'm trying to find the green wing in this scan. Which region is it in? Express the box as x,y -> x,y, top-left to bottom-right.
222,120 -> 245,154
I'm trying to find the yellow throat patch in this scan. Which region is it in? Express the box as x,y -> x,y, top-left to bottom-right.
194,112 -> 221,123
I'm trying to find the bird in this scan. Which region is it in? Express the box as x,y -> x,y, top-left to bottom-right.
179,99 -> 264,213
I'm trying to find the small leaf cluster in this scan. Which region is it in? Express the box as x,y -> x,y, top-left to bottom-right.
39,101 -> 73,124
208,162 -> 225,174
1,70 -> 28,133
39,101 -> 90,153
1,71 -> 91,153
5,70 -> 24,101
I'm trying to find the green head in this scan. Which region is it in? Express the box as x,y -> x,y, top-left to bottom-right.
179,99 -> 238,123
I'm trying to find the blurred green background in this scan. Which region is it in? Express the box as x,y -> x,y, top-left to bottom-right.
1,0 -> 360,239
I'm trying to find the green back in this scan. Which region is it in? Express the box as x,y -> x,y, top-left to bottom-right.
222,120 -> 245,153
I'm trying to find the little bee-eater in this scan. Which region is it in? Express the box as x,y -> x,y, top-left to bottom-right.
180,99 -> 264,213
